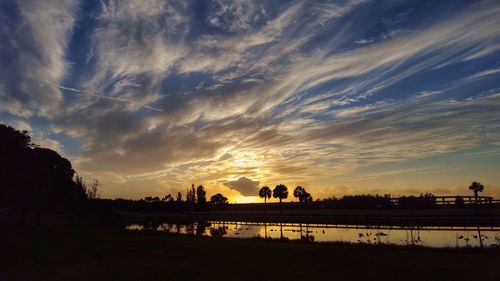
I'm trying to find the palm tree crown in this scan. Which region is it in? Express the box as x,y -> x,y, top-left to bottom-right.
469,181 -> 485,198
259,186 -> 272,203
273,184 -> 288,203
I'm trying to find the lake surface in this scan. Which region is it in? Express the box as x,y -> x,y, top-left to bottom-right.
125,220 -> 500,248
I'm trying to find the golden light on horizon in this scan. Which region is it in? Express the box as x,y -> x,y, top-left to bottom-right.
230,196 -> 260,204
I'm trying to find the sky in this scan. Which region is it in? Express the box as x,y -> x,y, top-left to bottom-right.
1,0 -> 500,202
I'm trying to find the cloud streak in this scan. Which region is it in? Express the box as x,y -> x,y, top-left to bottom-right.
46,80 -> 164,112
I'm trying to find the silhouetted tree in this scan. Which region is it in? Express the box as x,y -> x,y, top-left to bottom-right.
1,124 -> 89,225
176,191 -> 183,201
323,194 -> 393,209
86,179 -> 100,199
293,186 -> 312,214
163,194 -> 174,202
30,147 -> 86,224
258,186 -> 272,203
0,124 -> 33,210
273,184 -> 288,204
210,193 -> 228,205
398,193 -> 436,209
196,185 -> 207,208
186,184 -> 196,205
293,186 -> 304,201
469,181 -> 485,203
75,175 -> 100,200
39,147 -> 86,211
303,192 -> 312,203
419,193 -> 436,207
293,186 -> 313,203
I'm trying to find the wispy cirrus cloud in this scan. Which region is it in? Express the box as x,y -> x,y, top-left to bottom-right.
1,0 -> 500,199
0,0 -> 77,118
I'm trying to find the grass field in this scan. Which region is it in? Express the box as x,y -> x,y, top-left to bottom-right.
2,226 -> 500,281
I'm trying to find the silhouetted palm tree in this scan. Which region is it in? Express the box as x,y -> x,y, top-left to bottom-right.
469,181 -> 485,203
273,184 -> 288,214
259,186 -> 272,203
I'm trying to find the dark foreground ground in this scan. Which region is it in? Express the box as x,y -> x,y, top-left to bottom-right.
2,226 -> 500,281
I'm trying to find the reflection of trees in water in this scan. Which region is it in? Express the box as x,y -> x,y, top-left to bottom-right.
299,224 -> 314,242
404,227 -> 422,246
156,223 -> 169,232
210,226 -> 228,237
456,228 -> 497,247
196,221 -> 211,236
127,221 -> 500,248
136,221 -> 212,236
495,235 -> 500,246
300,234 -> 315,242
476,226 -> 484,248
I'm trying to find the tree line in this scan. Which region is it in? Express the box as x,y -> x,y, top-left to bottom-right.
0,124 -> 100,225
138,184 -> 314,210
143,184 -> 228,208
111,181 -> 490,213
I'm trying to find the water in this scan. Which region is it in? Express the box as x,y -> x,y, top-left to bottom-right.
125,221 -> 500,248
